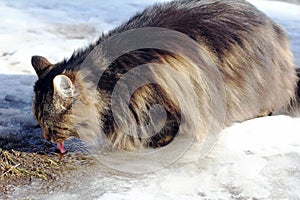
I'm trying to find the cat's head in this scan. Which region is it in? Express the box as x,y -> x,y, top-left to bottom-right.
31,56 -> 78,143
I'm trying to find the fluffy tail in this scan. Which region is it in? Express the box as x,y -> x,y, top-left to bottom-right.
285,68 -> 300,116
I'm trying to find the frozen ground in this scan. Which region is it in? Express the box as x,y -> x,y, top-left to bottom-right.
0,0 -> 299,199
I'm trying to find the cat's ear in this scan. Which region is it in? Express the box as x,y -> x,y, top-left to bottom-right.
31,55 -> 53,77
53,75 -> 74,98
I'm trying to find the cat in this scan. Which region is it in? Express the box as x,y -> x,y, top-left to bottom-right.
32,0 -> 298,154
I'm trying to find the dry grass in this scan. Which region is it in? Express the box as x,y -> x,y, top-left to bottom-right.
0,148 -> 95,195
0,148 -> 62,193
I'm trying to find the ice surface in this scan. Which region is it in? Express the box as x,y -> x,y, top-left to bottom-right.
0,0 -> 299,199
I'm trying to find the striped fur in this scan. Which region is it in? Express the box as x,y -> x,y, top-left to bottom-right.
32,0 -> 298,150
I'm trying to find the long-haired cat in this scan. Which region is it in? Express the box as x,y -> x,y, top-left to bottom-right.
32,0 -> 298,154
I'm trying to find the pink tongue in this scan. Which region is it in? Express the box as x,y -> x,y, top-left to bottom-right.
57,142 -> 67,154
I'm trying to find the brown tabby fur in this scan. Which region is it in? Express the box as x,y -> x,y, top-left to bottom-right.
32,0 -> 298,150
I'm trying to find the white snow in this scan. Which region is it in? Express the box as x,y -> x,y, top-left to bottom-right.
0,0 -> 299,199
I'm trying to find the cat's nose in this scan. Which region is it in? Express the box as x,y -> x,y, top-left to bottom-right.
44,133 -> 51,141
43,128 -> 51,141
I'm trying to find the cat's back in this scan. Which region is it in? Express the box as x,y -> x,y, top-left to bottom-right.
111,0 -> 267,41
105,0 -> 297,124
